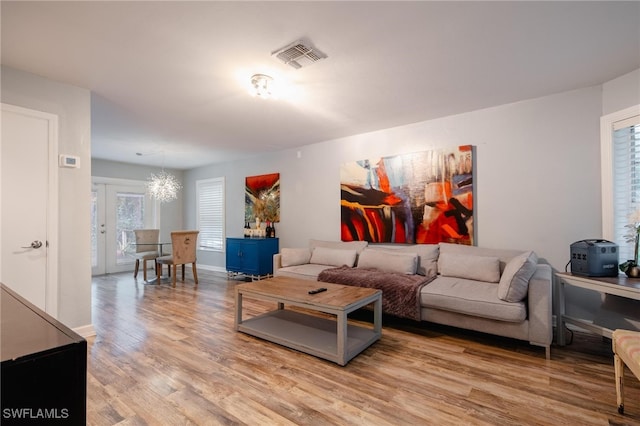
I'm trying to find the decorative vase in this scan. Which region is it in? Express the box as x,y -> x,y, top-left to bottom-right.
626,266 -> 640,278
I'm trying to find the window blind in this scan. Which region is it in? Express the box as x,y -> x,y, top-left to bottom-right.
196,177 -> 225,251
613,115 -> 640,262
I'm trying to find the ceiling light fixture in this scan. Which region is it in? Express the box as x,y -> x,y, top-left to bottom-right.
250,74 -> 274,98
147,170 -> 182,203
143,152 -> 182,203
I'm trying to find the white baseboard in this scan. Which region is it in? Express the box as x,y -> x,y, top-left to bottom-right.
197,264 -> 227,273
73,324 -> 96,338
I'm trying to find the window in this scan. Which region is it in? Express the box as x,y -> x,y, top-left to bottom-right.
196,177 -> 225,251
601,105 -> 640,261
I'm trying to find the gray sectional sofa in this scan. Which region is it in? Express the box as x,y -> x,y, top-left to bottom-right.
273,239 -> 552,359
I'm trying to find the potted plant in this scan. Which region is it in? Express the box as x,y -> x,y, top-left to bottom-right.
620,211 -> 640,278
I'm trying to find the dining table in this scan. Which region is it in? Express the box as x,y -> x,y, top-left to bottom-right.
132,242 -> 172,284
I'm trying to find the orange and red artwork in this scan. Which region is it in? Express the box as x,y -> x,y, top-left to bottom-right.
245,173 -> 280,223
340,146 -> 474,245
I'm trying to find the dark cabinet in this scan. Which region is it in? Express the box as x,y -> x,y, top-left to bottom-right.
1,284 -> 87,425
226,237 -> 279,279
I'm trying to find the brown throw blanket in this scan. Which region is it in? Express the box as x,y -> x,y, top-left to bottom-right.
318,266 -> 434,321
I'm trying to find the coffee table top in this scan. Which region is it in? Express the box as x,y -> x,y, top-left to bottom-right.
236,276 -> 381,311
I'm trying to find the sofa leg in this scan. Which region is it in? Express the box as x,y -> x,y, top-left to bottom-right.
545,345 -> 551,360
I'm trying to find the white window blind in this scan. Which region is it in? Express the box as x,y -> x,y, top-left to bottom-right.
612,114 -> 640,262
196,177 -> 225,251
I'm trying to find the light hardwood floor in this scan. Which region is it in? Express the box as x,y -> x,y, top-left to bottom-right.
88,270 -> 640,425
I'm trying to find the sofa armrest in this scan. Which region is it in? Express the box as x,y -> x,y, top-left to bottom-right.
273,253 -> 282,275
527,264 -> 553,347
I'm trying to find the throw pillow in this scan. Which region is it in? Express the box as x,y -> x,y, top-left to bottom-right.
280,248 -> 311,267
437,253 -> 501,283
369,244 -> 439,277
309,247 -> 358,267
498,251 -> 538,302
357,249 -> 418,274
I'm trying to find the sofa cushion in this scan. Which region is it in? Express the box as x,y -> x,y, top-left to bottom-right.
367,244 -> 439,277
438,242 -> 524,274
310,247 -> 358,267
420,276 -> 526,322
498,251 -> 538,302
437,253 -> 501,283
357,249 -> 418,274
280,248 -> 311,267
309,239 -> 368,254
275,264 -> 334,280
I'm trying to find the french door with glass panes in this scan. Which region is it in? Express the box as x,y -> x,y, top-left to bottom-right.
91,180 -> 156,276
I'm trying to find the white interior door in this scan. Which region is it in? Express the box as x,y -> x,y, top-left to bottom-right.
0,104 -> 58,314
91,179 -> 156,275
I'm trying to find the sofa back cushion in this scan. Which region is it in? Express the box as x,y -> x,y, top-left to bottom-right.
498,251 -> 538,302
438,242 -> 524,274
280,248 -> 312,267
309,247 -> 358,267
367,244 -> 439,277
357,249 -> 418,274
437,252 -> 501,283
309,239 -> 368,254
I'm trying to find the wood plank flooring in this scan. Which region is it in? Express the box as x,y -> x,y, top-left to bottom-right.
88,271 -> 640,425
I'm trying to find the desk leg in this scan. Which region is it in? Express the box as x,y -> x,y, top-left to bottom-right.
556,279 -> 567,346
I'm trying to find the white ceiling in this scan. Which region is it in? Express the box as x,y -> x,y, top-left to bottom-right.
2,1 -> 639,170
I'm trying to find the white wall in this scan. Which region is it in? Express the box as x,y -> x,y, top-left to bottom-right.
186,85 -> 604,275
3,60 -> 637,330
91,159 -> 184,243
1,66 -> 92,330
602,68 -> 640,115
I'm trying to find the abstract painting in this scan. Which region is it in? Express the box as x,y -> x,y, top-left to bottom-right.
245,173 -> 280,223
340,145 -> 474,245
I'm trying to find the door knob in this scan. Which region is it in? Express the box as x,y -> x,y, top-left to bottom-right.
21,240 -> 43,249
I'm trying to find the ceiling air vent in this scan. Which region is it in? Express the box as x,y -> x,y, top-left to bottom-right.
272,40 -> 327,69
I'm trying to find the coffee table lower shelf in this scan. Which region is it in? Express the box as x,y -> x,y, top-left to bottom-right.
238,309 -> 379,366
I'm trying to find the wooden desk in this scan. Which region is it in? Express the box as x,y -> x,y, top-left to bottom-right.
555,272 -> 640,345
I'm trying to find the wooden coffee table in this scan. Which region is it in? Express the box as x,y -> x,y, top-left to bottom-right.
234,276 -> 382,366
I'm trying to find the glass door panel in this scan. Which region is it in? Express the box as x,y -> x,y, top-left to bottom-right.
92,180 -> 156,275
115,191 -> 145,266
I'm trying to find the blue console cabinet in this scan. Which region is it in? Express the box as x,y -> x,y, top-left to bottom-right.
226,237 -> 279,280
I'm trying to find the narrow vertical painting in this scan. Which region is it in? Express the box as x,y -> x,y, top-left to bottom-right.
245,173 -> 280,223
340,145 -> 474,245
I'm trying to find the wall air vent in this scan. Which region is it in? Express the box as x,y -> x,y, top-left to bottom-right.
272,40 -> 327,69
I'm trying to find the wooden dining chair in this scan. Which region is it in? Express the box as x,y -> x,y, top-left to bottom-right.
156,230 -> 199,287
133,229 -> 160,282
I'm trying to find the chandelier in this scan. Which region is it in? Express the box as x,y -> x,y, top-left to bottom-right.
147,170 -> 182,203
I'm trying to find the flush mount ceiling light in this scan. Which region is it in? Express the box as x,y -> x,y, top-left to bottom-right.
250,74 -> 274,98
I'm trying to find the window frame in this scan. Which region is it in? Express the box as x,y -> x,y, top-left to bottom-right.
196,177 -> 225,252
601,104 -> 640,250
